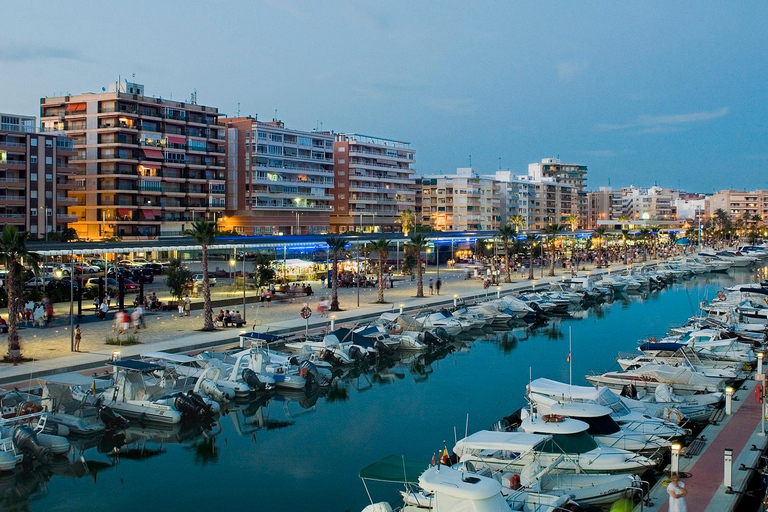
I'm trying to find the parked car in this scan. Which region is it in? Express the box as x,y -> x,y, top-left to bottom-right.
122,279 -> 139,292
192,274 -> 217,287
72,263 -> 101,273
46,279 -> 80,293
85,277 -> 119,291
25,277 -> 54,289
90,259 -> 107,270
131,268 -> 154,284
107,267 -> 132,278
143,263 -> 164,275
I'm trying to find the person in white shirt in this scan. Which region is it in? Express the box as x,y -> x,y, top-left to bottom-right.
667,472 -> 687,512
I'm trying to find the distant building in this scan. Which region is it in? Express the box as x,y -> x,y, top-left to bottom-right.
619,185 -> 676,221
419,168 -> 502,231
709,189 -> 768,221
674,194 -> 707,220
332,134 -> 416,233
528,157 -> 587,191
586,186 -> 623,228
0,113 -> 77,236
40,80 -> 226,239
217,117 -> 334,235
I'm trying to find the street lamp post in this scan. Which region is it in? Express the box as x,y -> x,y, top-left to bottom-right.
242,244 -> 247,322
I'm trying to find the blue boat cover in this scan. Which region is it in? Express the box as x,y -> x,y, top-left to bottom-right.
638,342 -> 686,352
241,332 -> 282,342
113,360 -> 164,372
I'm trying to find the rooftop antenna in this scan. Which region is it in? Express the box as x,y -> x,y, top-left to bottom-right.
320,121 -> 323,131
274,109 -> 278,121
190,89 -> 197,105
237,102 -> 241,117
498,157 -> 501,170
469,154 -> 472,167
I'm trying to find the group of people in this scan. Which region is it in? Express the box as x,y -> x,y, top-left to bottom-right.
135,292 -> 162,312
427,278 -> 443,295
215,309 -> 244,328
24,298 -> 55,327
114,305 -> 146,334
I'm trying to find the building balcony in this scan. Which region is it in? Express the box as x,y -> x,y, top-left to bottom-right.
0,195 -> 25,205
56,214 -> 78,223
3,160 -> 26,167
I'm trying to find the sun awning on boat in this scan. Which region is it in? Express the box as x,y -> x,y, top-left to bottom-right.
142,351 -> 197,364
638,342 -> 686,352
358,455 -> 427,484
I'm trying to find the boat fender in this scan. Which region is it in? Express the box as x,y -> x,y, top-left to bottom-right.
542,414 -> 564,423
718,291 -> 727,301
664,408 -> 683,424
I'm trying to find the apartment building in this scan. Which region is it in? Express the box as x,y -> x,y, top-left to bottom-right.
488,171 -> 534,229
0,113 -> 77,236
620,185 -> 675,221
709,189 -> 768,221
525,177 -> 582,230
217,117 -> 334,235
40,80 -> 225,239
419,168 -> 502,231
528,157 -> 587,191
586,186 -> 623,228
332,134 -> 416,233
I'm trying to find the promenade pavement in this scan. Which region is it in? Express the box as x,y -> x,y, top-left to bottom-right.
0,260 -> 646,385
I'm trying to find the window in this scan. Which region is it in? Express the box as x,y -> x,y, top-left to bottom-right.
336,146 -> 345,152
30,191 -> 37,198
31,209 -> 37,217
30,155 -> 37,164
45,156 -> 53,165
257,131 -> 267,140
45,174 -> 53,182
267,145 -> 282,155
45,190 -> 52,198
337,159 -> 345,164
270,133 -> 282,143
45,139 -> 53,148
298,136 -> 311,146
30,138 -> 38,147
31,173 -> 37,181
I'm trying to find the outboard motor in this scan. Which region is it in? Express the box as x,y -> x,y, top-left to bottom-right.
300,361 -> 331,387
98,405 -> 128,429
434,327 -> 454,344
374,340 -> 395,357
199,378 -> 228,403
173,393 -> 199,419
242,368 -> 268,391
319,348 -> 344,366
620,383 -> 638,399
348,345 -> 367,363
13,425 -> 52,465
186,391 -> 214,416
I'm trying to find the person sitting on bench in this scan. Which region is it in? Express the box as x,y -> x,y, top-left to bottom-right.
231,311 -> 245,327
223,310 -> 232,327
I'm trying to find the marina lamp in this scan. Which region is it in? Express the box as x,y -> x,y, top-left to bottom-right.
399,303 -> 404,314
725,387 -> 734,415
532,280 -> 536,292
758,352 -> 764,377
453,294 -> 459,307
330,314 -> 336,330
54,270 -> 63,278
670,443 -> 681,474
111,350 -> 120,362
496,285 -> 501,298
229,259 -> 236,267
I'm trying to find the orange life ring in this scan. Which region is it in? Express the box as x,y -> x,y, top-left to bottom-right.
648,337 -> 658,343
542,414 -> 564,423
717,291 -> 727,301
18,402 -> 41,417
664,408 -> 683,424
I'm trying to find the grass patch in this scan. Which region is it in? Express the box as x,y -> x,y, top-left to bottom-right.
105,334 -> 142,346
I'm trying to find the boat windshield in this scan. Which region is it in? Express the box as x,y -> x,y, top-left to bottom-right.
539,432 -> 597,454
575,415 -> 621,435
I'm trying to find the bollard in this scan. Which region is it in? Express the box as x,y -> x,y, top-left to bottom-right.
496,286 -> 501,298
399,303 -> 404,314
330,314 -> 336,330
453,294 -> 458,308
725,387 -> 733,415
671,443 -> 681,474
724,449 -> 733,492
759,352 -> 764,379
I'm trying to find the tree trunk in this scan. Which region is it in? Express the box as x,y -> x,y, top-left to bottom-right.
377,254 -> 385,303
330,254 -> 340,311
201,244 -> 214,331
504,240 -> 511,283
528,245 -> 534,280
6,261 -> 21,362
416,253 -> 424,297
548,241 -> 555,277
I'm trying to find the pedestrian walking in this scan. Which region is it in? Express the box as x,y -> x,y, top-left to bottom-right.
74,324 -> 82,352
266,289 -> 272,308
435,278 -> 442,295
131,308 -> 141,333
99,301 -> 109,320
137,304 -> 146,328
184,295 -> 191,316
106,293 -> 111,307
667,473 -> 687,512
429,278 -> 434,295
389,273 -> 394,289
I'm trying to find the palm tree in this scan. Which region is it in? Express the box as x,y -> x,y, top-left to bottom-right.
639,228 -> 651,262
406,234 -> 429,297
498,225 -> 517,283
544,224 -> 563,277
621,229 -> 630,263
396,209 -> 416,237
0,226 -> 41,361
325,235 -> 347,311
713,208 -> 730,246
508,214 -> 526,232
565,215 -> 579,232
183,219 -> 216,331
370,238 -> 390,303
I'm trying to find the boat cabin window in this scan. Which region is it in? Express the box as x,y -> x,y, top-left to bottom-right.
539,432 -> 598,454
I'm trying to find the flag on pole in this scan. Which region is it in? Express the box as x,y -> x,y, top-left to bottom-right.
431,453 -> 436,466
566,353 -> 571,363
90,380 -> 97,395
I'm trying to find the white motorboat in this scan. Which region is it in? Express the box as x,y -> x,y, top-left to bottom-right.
467,304 -> 514,328
493,295 -> 536,318
197,348 -> 276,392
526,378 -> 687,439
413,311 -> 466,335
454,427 -> 655,475
39,373 -> 112,435
142,351 -> 249,400
586,363 -> 726,395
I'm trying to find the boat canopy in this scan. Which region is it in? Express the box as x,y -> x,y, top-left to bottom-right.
38,372 -> 111,387
529,378 -> 599,401
522,416 -> 589,435
455,431 -> 550,452
539,432 -> 599,454
112,360 -> 164,372
240,332 -> 284,342
358,455 -> 427,483
550,402 -> 612,418
417,465 -> 503,501
639,342 -> 686,352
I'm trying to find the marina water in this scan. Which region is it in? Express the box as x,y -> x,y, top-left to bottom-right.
8,266 -> 765,512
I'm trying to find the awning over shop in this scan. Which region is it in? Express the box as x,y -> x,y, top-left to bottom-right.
142,148 -> 163,159
65,103 -> 86,112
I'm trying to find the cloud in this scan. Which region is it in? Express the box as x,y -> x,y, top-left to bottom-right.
423,97 -> 478,116
0,45 -> 80,62
557,60 -> 589,83
595,107 -> 729,134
